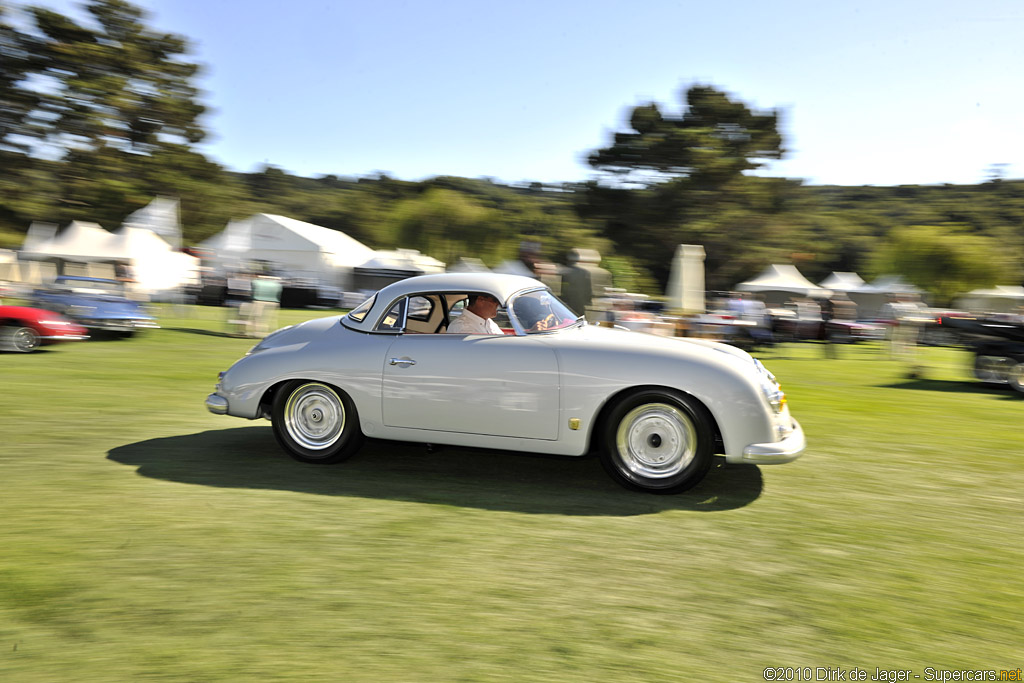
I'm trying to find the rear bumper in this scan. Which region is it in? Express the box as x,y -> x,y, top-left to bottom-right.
740,418 -> 806,464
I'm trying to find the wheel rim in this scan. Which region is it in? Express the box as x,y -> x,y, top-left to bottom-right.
13,327 -> 40,352
283,383 -> 345,450
976,355 -> 1007,383
615,402 -> 697,479
1010,362 -> 1024,393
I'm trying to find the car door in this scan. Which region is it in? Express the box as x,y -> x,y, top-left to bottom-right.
381,333 -> 560,440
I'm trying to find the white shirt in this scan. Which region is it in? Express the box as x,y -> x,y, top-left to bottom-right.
447,307 -> 502,335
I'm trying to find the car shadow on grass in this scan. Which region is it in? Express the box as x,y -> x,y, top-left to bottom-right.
879,377 -> 1022,399
107,426 -> 763,516
164,326 -> 243,339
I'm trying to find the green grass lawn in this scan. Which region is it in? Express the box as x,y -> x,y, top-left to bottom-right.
2,307 -> 1022,682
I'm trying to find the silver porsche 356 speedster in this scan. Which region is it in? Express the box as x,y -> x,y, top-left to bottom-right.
205,273 -> 804,493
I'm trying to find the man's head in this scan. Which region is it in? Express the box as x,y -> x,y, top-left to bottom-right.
466,293 -> 500,319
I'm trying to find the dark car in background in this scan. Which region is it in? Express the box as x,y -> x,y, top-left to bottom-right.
31,276 -> 158,337
940,314 -> 1024,393
771,312 -> 885,343
0,305 -> 89,352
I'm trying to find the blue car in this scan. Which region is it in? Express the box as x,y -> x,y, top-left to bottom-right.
32,275 -> 158,337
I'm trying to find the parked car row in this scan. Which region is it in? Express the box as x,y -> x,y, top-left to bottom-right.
1,275 -> 158,353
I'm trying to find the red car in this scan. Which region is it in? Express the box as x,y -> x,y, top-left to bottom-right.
0,305 -> 89,352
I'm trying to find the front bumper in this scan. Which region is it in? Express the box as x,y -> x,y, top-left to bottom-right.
205,393 -> 228,415
741,418 -> 806,464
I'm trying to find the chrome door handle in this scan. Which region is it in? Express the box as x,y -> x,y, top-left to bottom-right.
389,357 -> 416,366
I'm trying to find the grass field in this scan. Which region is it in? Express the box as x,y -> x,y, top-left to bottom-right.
2,306 -> 1022,682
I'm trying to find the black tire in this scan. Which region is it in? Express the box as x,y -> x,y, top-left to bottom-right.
271,380 -> 364,464
599,389 -> 714,494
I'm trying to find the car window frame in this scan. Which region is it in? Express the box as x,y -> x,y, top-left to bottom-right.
373,296 -> 408,333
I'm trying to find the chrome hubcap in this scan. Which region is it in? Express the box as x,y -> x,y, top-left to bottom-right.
284,383 -> 345,450
13,327 -> 40,352
615,402 -> 697,479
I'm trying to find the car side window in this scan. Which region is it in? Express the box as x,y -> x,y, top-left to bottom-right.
347,294 -> 376,322
448,294 -> 512,332
407,296 -> 434,322
376,298 -> 407,332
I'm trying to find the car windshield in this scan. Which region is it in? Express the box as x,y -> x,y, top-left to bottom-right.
510,289 -> 581,334
57,278 -> 124,295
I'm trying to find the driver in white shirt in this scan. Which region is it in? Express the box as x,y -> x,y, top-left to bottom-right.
447,293 -> 503,334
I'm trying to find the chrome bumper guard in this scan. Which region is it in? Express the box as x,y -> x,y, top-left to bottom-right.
205,393 -> 228,415
742,419 -> 806,464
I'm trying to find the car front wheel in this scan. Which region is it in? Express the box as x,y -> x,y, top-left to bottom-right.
1010,361 -> 1024,394
600,390 -> 713,494
272,380 -> 364,463
3,325 -> 42,353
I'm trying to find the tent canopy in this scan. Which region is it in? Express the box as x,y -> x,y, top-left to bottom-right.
20,220 -> 198,295
859,275 -> 920,294
818,271 -> 866,292
955,285 -> 1024,313
123,197 -> 181,248
22,221 -> 122,260
964,285 -> 1024,299
736,264 -> 831,298
199,214 -> 377,288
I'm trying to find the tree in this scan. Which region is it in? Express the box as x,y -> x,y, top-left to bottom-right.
582,85 -> 788,289
0,1 -> 41,153
388,189 -> 503,265
25,0 -> 206,155
588,85 -> 783,189
871,225 -> 1011,304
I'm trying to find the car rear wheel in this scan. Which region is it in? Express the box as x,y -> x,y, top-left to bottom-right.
3,325 -> 42,353
600,389 -> 713,494
272,380 -> 365,463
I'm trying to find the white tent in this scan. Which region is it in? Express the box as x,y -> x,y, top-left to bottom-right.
22,222 -> 58,252
113,226 -> 200,295
22,221 -> 120,260
123,197 -> 182,249
846,275 -> 923,319
352,249 -> 446,291
199,214 -> 376,289
19,221 -> 199,297
447,257 -> 490,273
736,264 -> 831,305
818,271 -> 866,292
955,285 -> 1024,313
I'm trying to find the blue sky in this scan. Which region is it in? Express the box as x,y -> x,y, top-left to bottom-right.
25,0 -> 1024,185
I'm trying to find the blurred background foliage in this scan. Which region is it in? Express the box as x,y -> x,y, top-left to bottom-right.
1,0 -> 1022,303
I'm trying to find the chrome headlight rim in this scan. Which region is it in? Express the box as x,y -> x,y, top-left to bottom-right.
753,359 -> 786,414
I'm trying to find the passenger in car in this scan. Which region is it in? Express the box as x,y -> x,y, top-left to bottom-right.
447,294 -> 502,334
